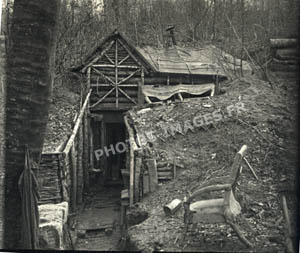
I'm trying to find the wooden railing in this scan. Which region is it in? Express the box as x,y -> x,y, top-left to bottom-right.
39,90 -> 91,212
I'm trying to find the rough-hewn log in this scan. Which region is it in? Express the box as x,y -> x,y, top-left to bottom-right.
270,39 -> 298,49
145,159 -> 158,192
63,90 -> 92,155
134,151 -> 142,202
70,144 -> 77,212
83,110 -> 89,193
90,75 -> 214,85
77,123 -> 83,205
124,115 -> 139,206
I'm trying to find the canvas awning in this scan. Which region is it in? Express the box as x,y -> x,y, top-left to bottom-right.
142,83 -> 215,101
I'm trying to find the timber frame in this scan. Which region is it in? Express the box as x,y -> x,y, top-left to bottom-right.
76,31 -> 151,111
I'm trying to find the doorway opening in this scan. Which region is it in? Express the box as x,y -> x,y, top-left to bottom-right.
90,111 -> 127,188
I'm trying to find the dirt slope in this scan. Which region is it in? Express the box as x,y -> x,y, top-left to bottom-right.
43,84 -> 80,153
126,72 -> 298,252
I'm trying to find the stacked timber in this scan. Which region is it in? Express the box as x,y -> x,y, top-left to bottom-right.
38,153 -> 63,204
270,39 -> 299,72
156,161 -> 176,181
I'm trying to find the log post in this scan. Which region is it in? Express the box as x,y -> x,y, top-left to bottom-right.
124,115 -> 139,206
145,158 -> 158,192
70,143 -> 77,212
83,109 -> 89,193
134,150 -> 142,202
77,123 -> 83,205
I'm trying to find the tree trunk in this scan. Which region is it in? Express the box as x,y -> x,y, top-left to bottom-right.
4,0 -> 60,248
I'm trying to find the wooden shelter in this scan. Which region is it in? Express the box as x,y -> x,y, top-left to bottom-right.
72,30 -> 227,187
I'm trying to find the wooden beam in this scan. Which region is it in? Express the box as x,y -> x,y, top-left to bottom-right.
91,83 -> 138,87
104,53 -> 114,65
115,40 -> 119,108
63,90 -> 92,155
145,159 -> 158,192
117,69 -> 140,85
70,144 -> 77,211
118,87 -> 137,104
145,96 -> 152,104
118,55 -> 130,65
83,110 -> 89,193
92,67 -> 115,86
178,92 -> 183,102
117,38 -> 144,69
77,123 -> 83,204
124,115 -> 139,206
92,64 -> 139,69
82,40 -> 115,72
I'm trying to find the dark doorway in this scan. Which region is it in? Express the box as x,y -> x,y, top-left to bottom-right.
90,113 -> 126,187
105,122 -> 126,182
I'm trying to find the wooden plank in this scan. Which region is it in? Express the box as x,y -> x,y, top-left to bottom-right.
145,159 -> 158,192
63,90 -> 92,155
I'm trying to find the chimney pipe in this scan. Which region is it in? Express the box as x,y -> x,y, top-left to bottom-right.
165,25 -> 176,47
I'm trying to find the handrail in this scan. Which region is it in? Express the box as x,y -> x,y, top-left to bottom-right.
63,89 -> 92,155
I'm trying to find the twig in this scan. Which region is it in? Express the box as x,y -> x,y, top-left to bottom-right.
243,157 -> 259,180
237,118 -> 283,149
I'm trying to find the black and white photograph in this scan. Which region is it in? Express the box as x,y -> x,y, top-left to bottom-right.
0,0 -> 299,252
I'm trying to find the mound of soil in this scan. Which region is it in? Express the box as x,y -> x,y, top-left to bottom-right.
126,72 -> 298,252
43,83 -> 80,153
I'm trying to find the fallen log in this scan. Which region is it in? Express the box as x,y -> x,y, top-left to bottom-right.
270,39 -> 298,49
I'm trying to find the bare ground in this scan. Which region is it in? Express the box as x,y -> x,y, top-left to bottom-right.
126,71 -> 298,252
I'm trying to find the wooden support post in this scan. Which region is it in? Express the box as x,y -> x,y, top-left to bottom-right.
89,119 -> 94,170
70,143 -> 77,211
138,69 -> 145,105
178,92 -> 183,102
115,40 -> 118,108
83,110 -> 89,193
145,158 -> 158,192
145,96 -> 152,104
77,123 -> 83,205
134,151 -> 142,202
124,115 -> 139,206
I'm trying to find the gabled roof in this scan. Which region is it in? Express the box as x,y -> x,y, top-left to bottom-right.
71,30 -> 156,73
72,30 -> 251,77
136,45 -> 226,76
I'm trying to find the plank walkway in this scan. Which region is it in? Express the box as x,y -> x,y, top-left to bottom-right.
74,183 -> 123,251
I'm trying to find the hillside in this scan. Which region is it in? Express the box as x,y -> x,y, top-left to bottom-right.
126,71 -> 298,252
